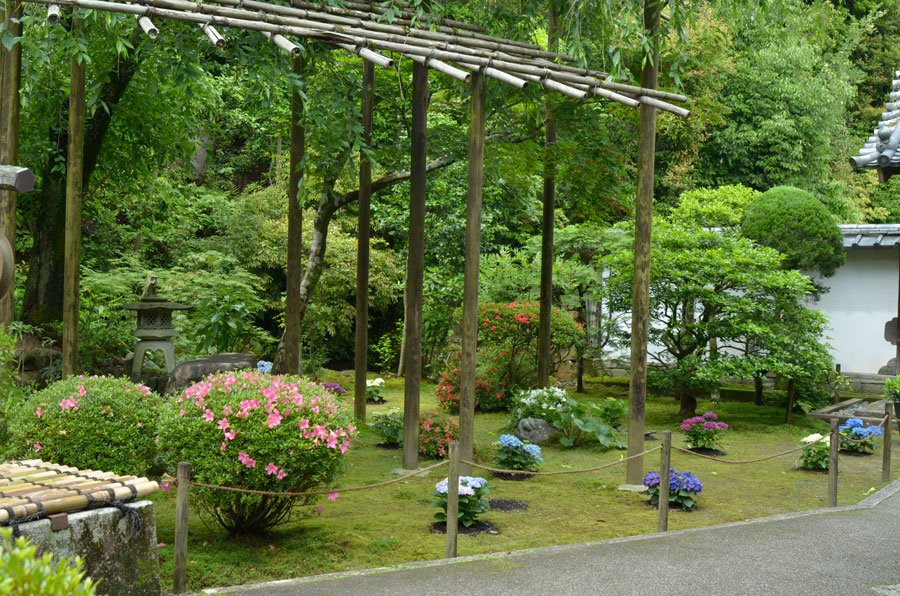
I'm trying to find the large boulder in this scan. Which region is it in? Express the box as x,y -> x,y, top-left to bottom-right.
165,353 -> 257,395
516,418 -> 558,444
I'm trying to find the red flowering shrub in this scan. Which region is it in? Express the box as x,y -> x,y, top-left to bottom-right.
419,411 -> 459,459
436,301 -> 584,408
435,367 -> 505,413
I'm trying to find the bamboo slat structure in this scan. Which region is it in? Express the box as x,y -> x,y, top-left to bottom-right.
137,14 -> 157,38
20,0 -> 690,115
0,460 -> 159,524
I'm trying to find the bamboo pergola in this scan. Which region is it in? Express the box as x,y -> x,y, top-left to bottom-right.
0,459 -> 158,528
0,0 -> 691,473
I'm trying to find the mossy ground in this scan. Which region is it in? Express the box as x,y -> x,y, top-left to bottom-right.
152,375 -> 896,592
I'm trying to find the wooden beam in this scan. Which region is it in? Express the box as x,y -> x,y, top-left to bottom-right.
63,18 -> 86,377
402,59 -> 427,470
354,59 -> 373,422
0,0 -> 23,327
626,0 -> 661,485
275,54 -> 305,375
537,4 -> 557,389
0,165 -> 33,193
458,71 -> 485,475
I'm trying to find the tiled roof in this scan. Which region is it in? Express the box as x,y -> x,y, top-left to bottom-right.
840,224 -> 900,249
851,71 -> 900,170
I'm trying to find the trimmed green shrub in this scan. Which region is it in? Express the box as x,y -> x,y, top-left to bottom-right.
158,371 -> 355,535
371,408 -> 403,447
0,528 -> 97,596
9,376 -> 160,476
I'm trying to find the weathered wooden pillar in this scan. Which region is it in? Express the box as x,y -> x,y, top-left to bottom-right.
277,54 -> 305,375
0,0 -> 23,326
355,60 -> 374,422
402,59 -> 428,470
536,5 -> 558,389
458,71 -> 486,475
626,0 -> 660,485
62,19 -> 86,377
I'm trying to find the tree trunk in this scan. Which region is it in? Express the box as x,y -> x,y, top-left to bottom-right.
678,391 -> 697,418
754,374 -> 764,406
785,378 -> 795,424
396,272 -> 408,376
21,26 -> 144,326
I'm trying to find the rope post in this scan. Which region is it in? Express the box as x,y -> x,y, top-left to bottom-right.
657,430 -> 671,532
174,462 -> 190,594
884,405 -> 893,483
828,418 -> 839,508
445,442 -> 459,558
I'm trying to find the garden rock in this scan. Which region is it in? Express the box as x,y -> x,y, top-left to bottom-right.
516,418 -> 558,444
165,352 -> 257,394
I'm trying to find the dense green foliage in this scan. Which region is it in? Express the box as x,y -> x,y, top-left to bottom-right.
8,376 -> 161,475
0,528 -> 96,596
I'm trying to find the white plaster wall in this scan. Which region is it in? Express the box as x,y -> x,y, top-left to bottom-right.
812,250 -> 899,374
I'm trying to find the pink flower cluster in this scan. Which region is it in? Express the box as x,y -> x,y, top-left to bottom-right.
680,411 -> 728,432
59,397 -> 80,411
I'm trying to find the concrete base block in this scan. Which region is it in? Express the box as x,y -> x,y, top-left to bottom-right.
16,500 -> 160,596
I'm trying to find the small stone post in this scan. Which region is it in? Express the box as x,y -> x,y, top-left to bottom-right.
445,442 -> 459,558
657,430 -> 671,532
174,462 -> 190,594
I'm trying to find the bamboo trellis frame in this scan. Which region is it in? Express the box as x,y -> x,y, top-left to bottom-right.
0,460 -> 159,525
20,0 -> 690,115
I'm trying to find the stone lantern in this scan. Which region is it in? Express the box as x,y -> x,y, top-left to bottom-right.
122,275 -> 192,380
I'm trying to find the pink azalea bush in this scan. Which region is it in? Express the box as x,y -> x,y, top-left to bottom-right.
419,411 -> 459,459
9,376 -> 161,475
158,371 -> 355,535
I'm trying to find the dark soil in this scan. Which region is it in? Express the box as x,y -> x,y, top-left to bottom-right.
430,520 -> 500,535
645,500 -> 698,512
687,447 -> 727,456
488,499 -> 528,512
366,398 -> 387,405
374,443 -> 401,450
796,466 -> 828,474
839,449 -> 874,457
492,471 -> 535,481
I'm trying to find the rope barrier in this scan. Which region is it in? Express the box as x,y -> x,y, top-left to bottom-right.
460,446 -> 661,477
181,459 -> 449,497
838,415 -> 890,445
672,443 -> 810,464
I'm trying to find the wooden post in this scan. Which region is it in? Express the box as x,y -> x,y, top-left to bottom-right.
626,0 -> 661,485
173,462 -> 190,594
536,4 -> 557,389
458,72 -> 485,475
657,430 -> 671,532
884,404 -> 892,483
62,19 -> 86,377
354,59 -> 374,422
278,54 -> 305,375
445,441 -> 459,558
402,58 -> 427,470
828,418 -> 839,507
0,0 -> 22,327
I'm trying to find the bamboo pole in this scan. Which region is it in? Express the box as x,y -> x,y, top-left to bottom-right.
657,430 -> 671,532
47,3 -> 60,22
173,462 -> 189,594
263,31 -> 301,55
884,404 -> 892,483
200,22 -> 225,48
136,15 -> 158,37
828,418 -> 839,507
354,59 -> 373,423
458,71 -> 485,476
0,0 -> 23,327
407,54 -> 470,84
279,54 -> 305,375
62,17 -> 86,377
626,0 -> 661,485
402,58 -> 427,471
0,481 -> 158,522
445,441 -> 459,558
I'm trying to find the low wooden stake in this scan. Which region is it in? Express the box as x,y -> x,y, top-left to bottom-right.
445,442 -> 459,558
828,418 -> 839,508
657,430 -> 671,532
174,462 -> 190,594
884,404 -> 893,483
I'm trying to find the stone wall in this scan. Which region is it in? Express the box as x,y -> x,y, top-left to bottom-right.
17,500 -> 160,596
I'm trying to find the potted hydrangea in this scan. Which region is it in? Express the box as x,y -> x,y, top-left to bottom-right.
430,476 -> 491,529
641,468 -> 703,511
492,434 -> 543,479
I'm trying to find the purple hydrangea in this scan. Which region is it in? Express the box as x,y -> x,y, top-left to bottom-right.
320,381 -> 347,395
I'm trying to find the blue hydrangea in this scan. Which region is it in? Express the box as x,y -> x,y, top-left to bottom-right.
257,360 -> 273,374
522,443 -> 542,459
845,418 -> 864,429
643,469 -> 702,493
679,472 -> 703,493
642,471 -> 660,488
459,476 -> 488,489
435,476 -> 488,495
499,434 -> 523,448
